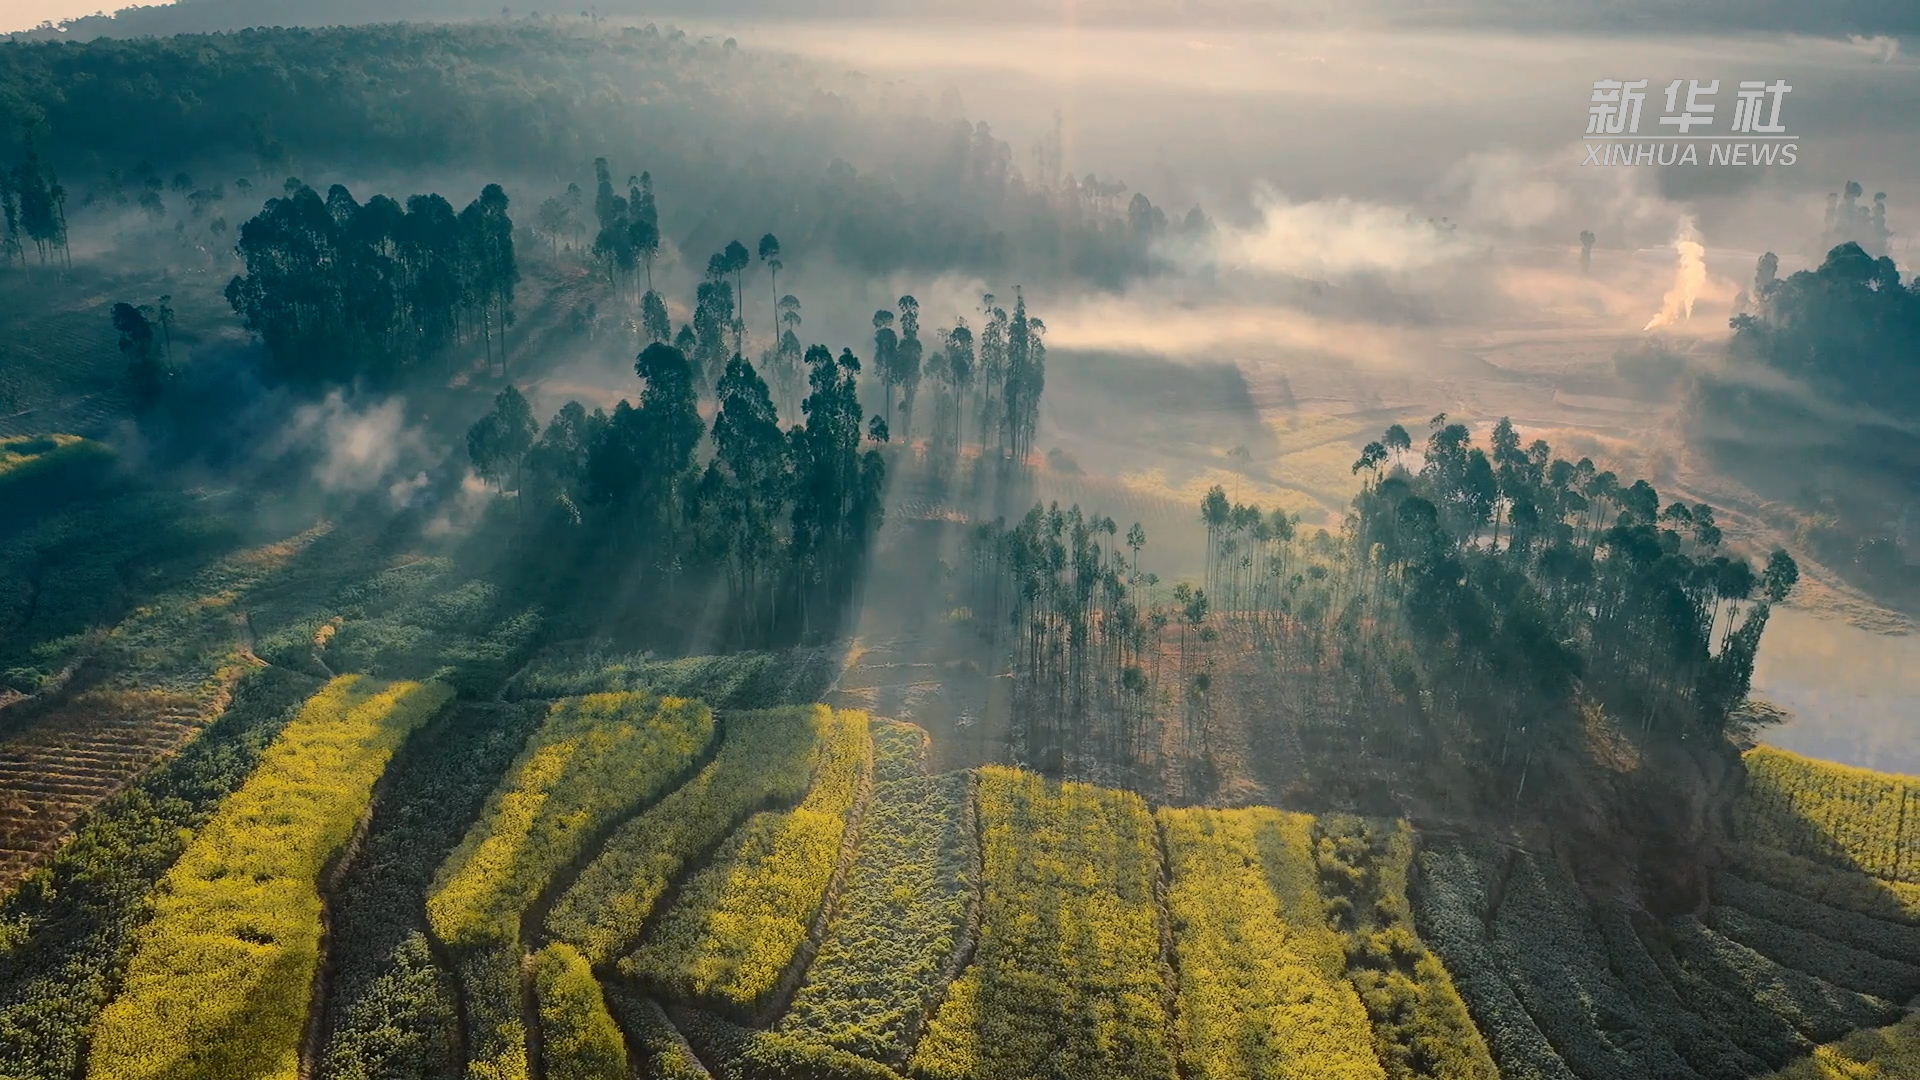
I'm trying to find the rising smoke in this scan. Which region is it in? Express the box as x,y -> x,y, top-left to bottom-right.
1643,219 -> 1709,331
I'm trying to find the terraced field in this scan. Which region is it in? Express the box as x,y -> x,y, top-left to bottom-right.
1,659 -> 1916,1080
0,522 -> 333,894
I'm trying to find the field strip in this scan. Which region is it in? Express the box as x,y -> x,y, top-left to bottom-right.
84,676 -> 451,1080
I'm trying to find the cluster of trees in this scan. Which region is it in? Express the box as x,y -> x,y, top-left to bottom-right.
969,415 -> 1799,798
1820,181 -> 1892,258
914,290 -> 1048,471
0,134 -> 68,266
967,504 -> 1160,766
468,341 -> 885,644
86,165 -> 241,262
1734,240 -> 1920,410
583,158 -> 669,342
224,180 -> 517,384
1347,416 -> 1796,745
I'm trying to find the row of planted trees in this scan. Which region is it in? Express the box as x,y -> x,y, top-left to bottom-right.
969,414 -> 1798,801
211,158 -> 1048,644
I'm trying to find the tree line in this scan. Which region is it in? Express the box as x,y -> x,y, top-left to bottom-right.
224,180 -> 518,385
560,156 -> 1052,476
1734,239 -> 1920,410
0,24 -> 1204,289
458,176 -> 1053,645
0,133 -> 68,267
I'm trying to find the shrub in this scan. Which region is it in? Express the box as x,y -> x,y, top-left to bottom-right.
1159,806 -> 1385,1080
1765,1013 -> 1920,1079
622,708 -> 870,1014
0,666 -> 317,1080
779,768 -> 974,1062
1310,816 -> 1500,1080
534,944 -> 627,1080
1410,842 -> 1577,1080
908,768 -> 1176,1080
428,692 -> 713,1080
319,702 -> 548,1080
1708,905 -> 1920,1002
83,676 -> 452,1080
547,706 -> 827,965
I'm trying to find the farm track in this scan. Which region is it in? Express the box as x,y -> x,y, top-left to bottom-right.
758,730 -> 876,1027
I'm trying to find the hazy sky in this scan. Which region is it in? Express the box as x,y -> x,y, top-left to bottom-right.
0,0 -> 133,32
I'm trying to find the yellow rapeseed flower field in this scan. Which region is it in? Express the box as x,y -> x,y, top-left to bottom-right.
84,675 -> 452,1080
546,705 -> 825,965
1766,1013 -> 1920,1080
1160,807 -> 1387,1080
533,944 -> 626,1080
427,692 -> 710,1080
1737,747 -> 1918,885
910,767 -> 1175,1080
428,692 -> 714,951
622,707 -> 869,1012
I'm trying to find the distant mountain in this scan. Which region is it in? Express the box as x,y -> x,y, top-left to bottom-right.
13,0 -> 1920,42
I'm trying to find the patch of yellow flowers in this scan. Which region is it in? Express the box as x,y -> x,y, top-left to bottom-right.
547,705 -> 827,965
1160,807 -> 1387,1080
533,943 -> 626,1080
621,707 -> 870,1012
427,692 -> 712,1080
910,768 -> 1175,1080
85,676 -> 451,1080
1736,747 -> 1917,886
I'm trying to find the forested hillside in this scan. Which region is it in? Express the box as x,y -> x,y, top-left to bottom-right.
0,22 -> 1196,285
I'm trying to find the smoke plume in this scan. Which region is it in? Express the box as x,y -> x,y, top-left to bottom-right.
1643,219 -> 1708,331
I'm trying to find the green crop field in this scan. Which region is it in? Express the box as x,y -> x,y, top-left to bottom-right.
777,766 -> 974,1062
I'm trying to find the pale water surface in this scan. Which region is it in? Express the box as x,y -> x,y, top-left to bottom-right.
1752,606 -> 1920,777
